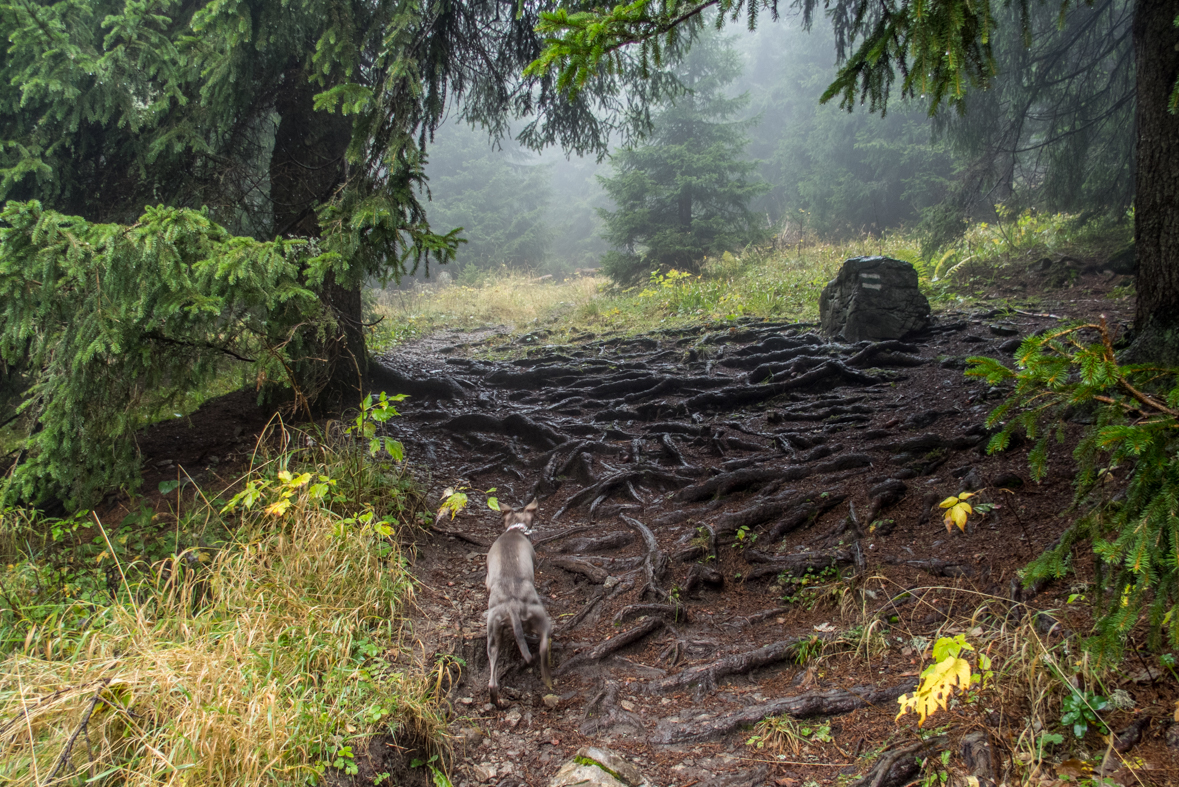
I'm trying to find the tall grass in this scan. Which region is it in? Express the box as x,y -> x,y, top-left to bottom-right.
0,415 -> 442,786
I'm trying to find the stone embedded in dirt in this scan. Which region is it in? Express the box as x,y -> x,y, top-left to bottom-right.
473,762 -> 497,782
818,256 -> 931,342
543,694 -> 560,709
548,746 -> 651,787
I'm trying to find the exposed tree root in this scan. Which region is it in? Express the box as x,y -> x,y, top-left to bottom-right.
644,637 -> 807,696
614,603 -> 686,625
849,735 -> 949,787
555,531 -> 636,554
741,548 -> 853,581
622,515 -> 668,600
683,563 -> 724,596
882,556 -> 975,578
545,556 -> 610,584
558,616 -> 666,675
531,525 -> 595,549
764,493 -> 849,541
960,731 -> 1000,786
429,526 -> 491,548
580,681 -> 645,737
650,682 -> 917,744
557,587 -> 607,634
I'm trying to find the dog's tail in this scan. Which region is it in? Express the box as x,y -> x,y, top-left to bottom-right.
509,607 -> 533,663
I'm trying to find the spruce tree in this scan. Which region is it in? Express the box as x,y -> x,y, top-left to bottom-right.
0,0 -> 671,507
597,32 -> 767,282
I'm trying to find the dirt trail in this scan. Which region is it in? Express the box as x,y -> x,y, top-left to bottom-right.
358,281 -> 1174,787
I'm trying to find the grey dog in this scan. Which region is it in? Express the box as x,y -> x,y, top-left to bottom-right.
485,499 -> 552,706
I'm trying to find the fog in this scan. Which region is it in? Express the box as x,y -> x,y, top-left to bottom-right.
410,0 -> 1132,280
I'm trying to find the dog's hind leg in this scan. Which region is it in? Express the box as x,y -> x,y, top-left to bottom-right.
509,607 -> 533,664
487,613 -> 503,707
538,614 -> 553,691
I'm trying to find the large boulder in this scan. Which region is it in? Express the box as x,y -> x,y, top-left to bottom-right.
819,256 -> 930,342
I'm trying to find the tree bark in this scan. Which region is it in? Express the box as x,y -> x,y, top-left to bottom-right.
270,66 -> 365,411
1127,0 -> 1179,364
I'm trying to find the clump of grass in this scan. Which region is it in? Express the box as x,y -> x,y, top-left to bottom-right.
930,207 -> 1132,283
0,414 -> 441,787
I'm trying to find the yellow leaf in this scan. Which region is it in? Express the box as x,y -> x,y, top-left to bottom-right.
277,470 -> 292,483
289,472 -> 312,488
896,656 -> 973,726
957,491 -> 975,500
265,499 -> 291,517
939,496 -> 959,509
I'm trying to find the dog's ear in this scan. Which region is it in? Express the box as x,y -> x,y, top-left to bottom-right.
523,499 -> 538,514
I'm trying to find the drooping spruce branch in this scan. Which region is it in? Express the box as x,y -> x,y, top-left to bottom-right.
967,319 -> 1179,659
0,201 -> 330,508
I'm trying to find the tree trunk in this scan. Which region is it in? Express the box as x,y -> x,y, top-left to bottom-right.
1126,0 -> 1179,364
270,66 -> 365,411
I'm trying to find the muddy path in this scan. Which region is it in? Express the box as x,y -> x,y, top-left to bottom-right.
356,284 -> 1173,787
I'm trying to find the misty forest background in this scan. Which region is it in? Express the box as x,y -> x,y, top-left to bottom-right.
411,2 -> 1131,285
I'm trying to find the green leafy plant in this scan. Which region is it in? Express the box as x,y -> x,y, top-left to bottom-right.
780,564 -> 841,609
347,392 -> 408,460
435,486 -> 499,522
795,634 -> 825,664
733,524 -> 758,550
967,319 -> 1179,658
328,745 -> 359,776
1035,731 -> 1064,760
1060,690 -> 1109,739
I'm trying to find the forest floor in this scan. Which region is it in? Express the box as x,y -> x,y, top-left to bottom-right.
137,261 -> 1176,787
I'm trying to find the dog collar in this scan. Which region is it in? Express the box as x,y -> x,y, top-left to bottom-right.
505,522 -> 531,535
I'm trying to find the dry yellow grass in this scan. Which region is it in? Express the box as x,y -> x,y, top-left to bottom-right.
0,502 -> 439,786
370,271 -> 608,341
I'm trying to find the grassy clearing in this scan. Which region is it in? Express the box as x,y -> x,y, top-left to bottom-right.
0,412 -> 442,787
367,210 -> 1131,353
368,236 -> 924,350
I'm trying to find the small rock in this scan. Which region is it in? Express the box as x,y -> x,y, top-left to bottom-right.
604,575 -> 620,588
620,699 -> 635,712
504,708 -> 523,727
993,472 -> 1024,490
989,324 -> 1020,336
543,694 -> 560,709
459,697 -> 474,705
548,745 -> 651,787
961,468 -> 984,492
473,763 -> 497,782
